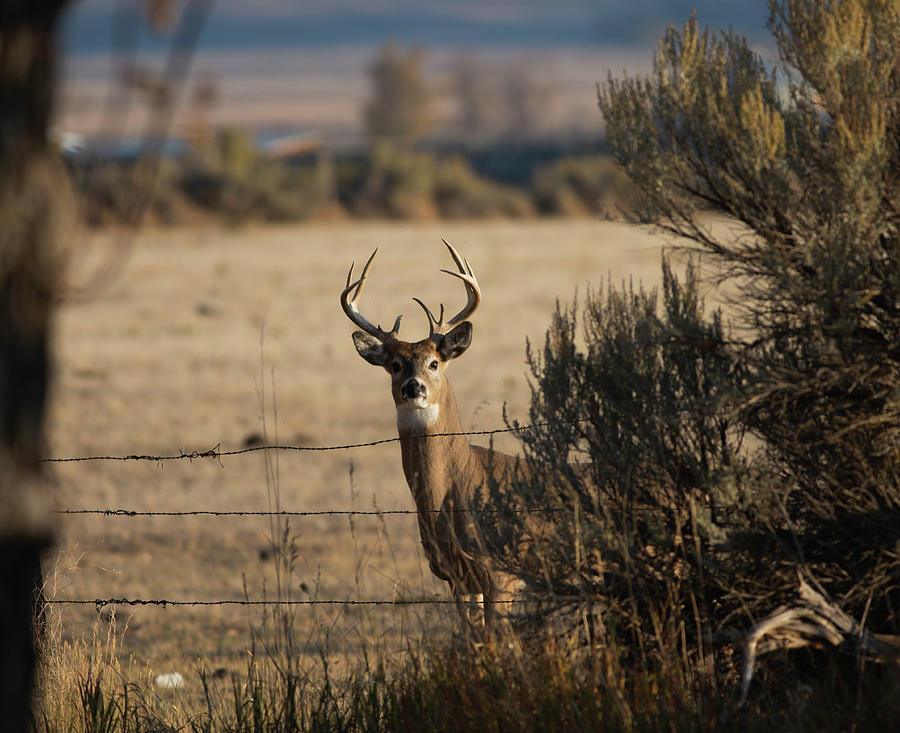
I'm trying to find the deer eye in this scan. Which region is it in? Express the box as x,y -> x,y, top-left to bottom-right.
429,360 -> 439,370
391,360 -> 402,373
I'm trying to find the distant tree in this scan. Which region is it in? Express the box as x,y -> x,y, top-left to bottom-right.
364,43 -> 434,146
503,65 -> 551,139
452,55 -> 496,142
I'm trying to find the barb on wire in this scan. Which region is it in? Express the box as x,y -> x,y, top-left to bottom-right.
41,420 -> 588,464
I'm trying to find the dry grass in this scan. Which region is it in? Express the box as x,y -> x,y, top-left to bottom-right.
44,218 -> 673,699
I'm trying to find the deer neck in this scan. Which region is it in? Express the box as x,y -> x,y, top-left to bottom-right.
396,383 -> 472,515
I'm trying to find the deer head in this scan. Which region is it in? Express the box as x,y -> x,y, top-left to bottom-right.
340,240 -> 481,431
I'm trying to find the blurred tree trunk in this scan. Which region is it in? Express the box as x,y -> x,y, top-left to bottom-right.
0,1 -> 71,729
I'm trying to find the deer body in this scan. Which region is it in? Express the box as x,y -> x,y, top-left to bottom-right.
397,380 -> 519,600
342,243 -> 522,625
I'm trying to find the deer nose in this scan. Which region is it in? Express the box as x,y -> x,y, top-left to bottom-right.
401,378 -> 426,401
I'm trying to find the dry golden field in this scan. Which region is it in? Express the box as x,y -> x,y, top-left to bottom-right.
45,217 -> 682,691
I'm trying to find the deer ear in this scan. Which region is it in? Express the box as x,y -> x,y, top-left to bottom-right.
352,331 -> 388,366
438,321 -> 472,361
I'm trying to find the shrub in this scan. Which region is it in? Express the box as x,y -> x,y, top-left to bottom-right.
482,1 -> 900,707
532,155 -> 639,217
596,2 -> 900,630
348,143 -> 533,219
72,127 -> 337,227
349,142 -> 438,219
180,127 -> 332,224
76,158 -> 185,227
433,155 -> 533,219
482,261 -> 767,661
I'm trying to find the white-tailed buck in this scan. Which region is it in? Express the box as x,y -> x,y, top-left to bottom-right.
341,241 -> 522,626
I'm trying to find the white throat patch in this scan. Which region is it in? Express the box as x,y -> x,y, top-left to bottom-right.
396,403 -> 440,433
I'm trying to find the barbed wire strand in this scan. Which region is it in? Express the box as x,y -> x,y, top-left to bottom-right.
46,597 -> 459,608
53,506 -> 567,517
46,596 -> 581,609
40,420 -> 589,464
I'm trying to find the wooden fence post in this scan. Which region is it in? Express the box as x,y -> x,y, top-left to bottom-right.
0,2 -> 71,729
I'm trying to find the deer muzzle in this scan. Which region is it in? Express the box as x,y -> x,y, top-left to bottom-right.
400,377 -> 427,402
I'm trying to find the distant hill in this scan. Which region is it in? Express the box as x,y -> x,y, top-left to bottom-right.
61,1 -> 771,55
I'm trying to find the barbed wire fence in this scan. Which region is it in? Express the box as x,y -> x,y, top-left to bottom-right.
43,420 -> 584,611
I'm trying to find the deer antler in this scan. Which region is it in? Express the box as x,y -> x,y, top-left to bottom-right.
414,240 -> 481,339
340,248 -> 402,342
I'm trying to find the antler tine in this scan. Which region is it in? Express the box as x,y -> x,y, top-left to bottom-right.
442,239 -> 474,277
440,240 -> 481,326
413,298 -> 444,338
340,248 -> 402,340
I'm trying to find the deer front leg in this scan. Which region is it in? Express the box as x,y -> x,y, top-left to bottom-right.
487,569 -> 525,620
452,586 -> 485,630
